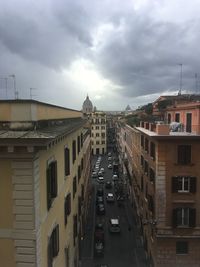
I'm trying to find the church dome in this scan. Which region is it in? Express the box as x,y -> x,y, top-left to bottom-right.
82,95 -> 93,114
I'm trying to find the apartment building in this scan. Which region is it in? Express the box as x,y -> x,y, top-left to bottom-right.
0,100 -> 91,267
129,120 -> 200,267
91,111 -> 107,155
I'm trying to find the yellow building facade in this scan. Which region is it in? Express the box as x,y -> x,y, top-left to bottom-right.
0,100 -> 91,267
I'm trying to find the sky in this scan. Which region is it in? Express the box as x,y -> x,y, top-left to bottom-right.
1,0 -> 200,111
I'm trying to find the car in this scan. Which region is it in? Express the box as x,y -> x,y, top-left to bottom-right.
105,181 -> 112,189
94,241 -> 104,256
108,156 -> 112,162
98,171 -> 103,177
112,174 -> 118,181
96,204 -> 105,215
94,223 -> 104,244
98,176 -> 104,184
106,193 -> 115,203
96,196 -> 104,204
92,171 -> 98,178
108,164 -> 112,169
109,218 -> 120,233
100,167 -> 105,173
95,166 -> 100,171
96,187 -> 104,196
108,152 -> 112,156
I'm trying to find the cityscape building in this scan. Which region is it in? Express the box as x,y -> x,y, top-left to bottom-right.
82,95 -> 93,114
91,111 -> 107,155
0,100 -> 91,267
116,101 -> 200,266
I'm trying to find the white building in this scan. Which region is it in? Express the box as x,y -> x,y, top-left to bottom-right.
91,112 -> 107,155
82,95 -> 93,114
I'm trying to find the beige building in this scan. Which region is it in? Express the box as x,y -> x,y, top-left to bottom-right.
0,100 -> 91,267
91,111 -> 107,155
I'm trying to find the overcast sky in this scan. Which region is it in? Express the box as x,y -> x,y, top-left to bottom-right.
0,0 -> 200,111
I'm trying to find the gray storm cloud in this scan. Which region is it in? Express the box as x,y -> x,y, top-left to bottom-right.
0,0 -> 200,109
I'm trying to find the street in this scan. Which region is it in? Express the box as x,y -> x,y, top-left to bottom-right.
80,152 -> 149,267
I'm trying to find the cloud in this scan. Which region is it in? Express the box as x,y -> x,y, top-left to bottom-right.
0,0 -> 200,110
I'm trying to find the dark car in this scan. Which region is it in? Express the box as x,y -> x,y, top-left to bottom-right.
94,223 -> 104,244
96,204 -> 105,215
94,241 -> 104,256
96,196 -> 104,205
105,181 -> 112,189
97,187 -> 104,196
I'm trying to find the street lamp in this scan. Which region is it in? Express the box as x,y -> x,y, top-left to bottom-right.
9,74 -> 18,99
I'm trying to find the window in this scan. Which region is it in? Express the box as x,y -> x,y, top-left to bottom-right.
77,136 -> 80,154
144,160 -> 148,175
172,176 -> 196,193
96,126 -> 99,130
48,225 -> 59,266
141,155 -> 144,167
78,165 -> 81,182
73,215 -> 78,246
72,140 -> 76,163
145,138 -> 149,153
176,241 -> 188,254
177,145 -> 191,165
102,133 -> 105,138
47,161 -> 57,210
172,208 -> 196,228
96,133 -> 100,137
141,176 -> 144,192
101,126 -> 105,130
149,168 -> 155,183
141,135 -> 144,148
81,184 -> 84,201
81,133 -> 83,148
81,158 -> 84,170
64,193 -> 71,225
78,196 -> 82,217
64,147 -> 70,176
175,113 -> 180,122
65,247 -> 69,267
168,113 -> 171,124
150,142 -> 155,160
73,176 -> 77,198
148,195 -> 154,213
96,141 -> 100,145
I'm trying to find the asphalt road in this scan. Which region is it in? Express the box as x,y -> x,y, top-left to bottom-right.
81,152 -> 149,267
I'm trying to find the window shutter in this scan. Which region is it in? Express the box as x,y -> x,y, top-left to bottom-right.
189,208 -> 196,227
67,193 -> 71,215
172,176 -> 178,193
172,209 -> 178,228
47,240 -> 53,267
52,161 -> 57,198
46,167 -> 52,210
64,197 -> 67,225
64,148 -> 70,176
190,177 -> 196,193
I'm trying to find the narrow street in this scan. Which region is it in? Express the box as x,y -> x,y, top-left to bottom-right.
80,152 -> 149,267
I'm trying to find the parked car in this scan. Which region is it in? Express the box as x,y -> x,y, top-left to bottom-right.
100,167 -> 105,173
108,156 -> 112,162
94,241 -> 104,256
108,164 -> 112,169
98,171 -> 103,177
92,171 -> 98,178
98,176 -> 104,184
109,218 -> 120,233
96,187 -> 104,196
106,193 -> 115,203
94,223 -> 104,244
112,174 -> 118,181
96,204 -> 105,215
105,181 -> 112,189
108,152 -> 112,156
96,196 -> 104,205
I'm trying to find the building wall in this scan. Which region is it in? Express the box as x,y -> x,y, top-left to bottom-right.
91,112 -> 107,155
0,101 -> 82,122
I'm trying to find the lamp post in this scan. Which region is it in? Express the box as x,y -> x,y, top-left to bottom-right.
9,74 -> 18,99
